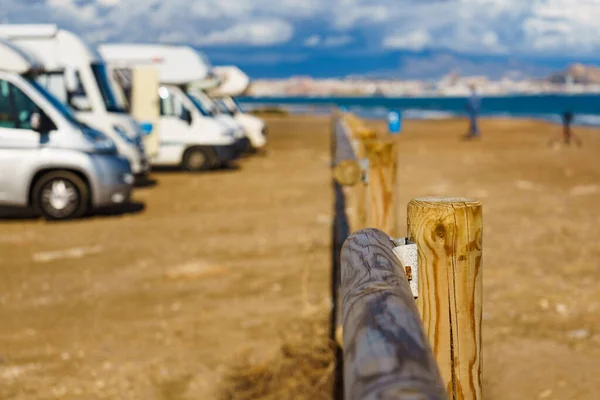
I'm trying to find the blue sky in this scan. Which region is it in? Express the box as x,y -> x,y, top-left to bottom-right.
3,0 -> 600,78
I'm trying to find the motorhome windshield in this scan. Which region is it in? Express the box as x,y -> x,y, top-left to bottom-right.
91,63 -> 126,113
185,92 -> 211,117
223,96 -> 241,113
215,99 -> 234,116
26,77 -> 82,127
190,91 -> 219,115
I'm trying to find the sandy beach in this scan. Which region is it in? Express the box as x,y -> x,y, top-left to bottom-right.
1,115 -> 599,399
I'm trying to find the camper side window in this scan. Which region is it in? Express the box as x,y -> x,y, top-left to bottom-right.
0,80 -> 15,129
68,72 -> 92,112
159,87 -> 191,122
11,84 -> 39,130
0,80 -> 40,130
36,74 -> 68,104
37,72 -> 91,112
159,87 -> 175,117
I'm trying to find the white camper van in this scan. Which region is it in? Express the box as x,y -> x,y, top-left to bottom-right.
0,39 -> 133,220
99,44 -> 243,171
0,24 -> 149,177
209,66 -> 267,150
185,85 -> 251,154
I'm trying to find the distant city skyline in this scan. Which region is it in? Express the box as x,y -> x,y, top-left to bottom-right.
246,64 -> 600,97
4,0 -> 600,78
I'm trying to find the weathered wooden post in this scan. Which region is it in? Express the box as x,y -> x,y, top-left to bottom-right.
341,229 -> 447,400
349,138 -> 367,232
365,138 -> 399,237
407,198 -> 483,400
346,117 -> 375,233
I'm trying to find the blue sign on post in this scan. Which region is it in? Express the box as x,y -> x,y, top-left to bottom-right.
139,122 -> 154,136
388,110 -> 401,134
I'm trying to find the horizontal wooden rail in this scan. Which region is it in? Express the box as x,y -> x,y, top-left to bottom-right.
341,229 -> 447,400
331,113 -> 355,400
365,138 -> 398,237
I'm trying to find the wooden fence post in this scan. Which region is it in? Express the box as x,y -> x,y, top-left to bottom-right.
365,138 -> 398,237
350,138 -> 367,232
407,198 -> 483,400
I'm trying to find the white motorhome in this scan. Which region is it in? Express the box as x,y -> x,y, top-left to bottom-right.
99,44 -> 243,170
0,24 -> 149,177
209,66 -> 267,150
0,39 -> 133,220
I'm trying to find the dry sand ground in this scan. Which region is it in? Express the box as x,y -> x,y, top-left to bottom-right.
1,115 -> 600,399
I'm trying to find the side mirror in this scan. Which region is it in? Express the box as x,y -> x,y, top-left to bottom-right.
70,95 -> 92,112
181,108 -> 192,125
30,110 -> 55,133
64,67 -> 79,92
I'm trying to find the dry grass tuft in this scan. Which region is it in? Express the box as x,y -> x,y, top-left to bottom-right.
220,311 -> 335,400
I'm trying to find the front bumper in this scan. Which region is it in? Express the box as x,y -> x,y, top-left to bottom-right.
213,143 -> 241,164
245,126 -> 268,150
130,155 -> 151,175
89,155 -> 134,207
235,137 -> 251,154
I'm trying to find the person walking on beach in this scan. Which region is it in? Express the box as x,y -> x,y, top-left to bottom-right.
549,111 -> 582,147
464,84 -> 481,139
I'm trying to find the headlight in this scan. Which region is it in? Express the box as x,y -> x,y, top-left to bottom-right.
113,125 -> 137,145
122,173 -> 134,185
82,128 -> 116,153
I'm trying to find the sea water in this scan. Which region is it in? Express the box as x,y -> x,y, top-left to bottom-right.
239,94 -> 600,127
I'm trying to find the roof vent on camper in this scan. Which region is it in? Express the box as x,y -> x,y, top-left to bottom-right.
0,24 -> 59,39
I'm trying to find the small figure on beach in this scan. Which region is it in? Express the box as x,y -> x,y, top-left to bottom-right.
464,85 -> 481,139
549,111 -> 582,147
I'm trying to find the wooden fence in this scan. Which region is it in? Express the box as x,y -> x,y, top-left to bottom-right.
330,112 -> 483,400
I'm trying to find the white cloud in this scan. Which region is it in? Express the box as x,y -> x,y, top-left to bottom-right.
378,0 -> 600,55
304,34 -> 322,47
195,20 -> 294,46
522,0 -> 600,52
334,4 -> 390,29
158,31 -> 190,44
383,31 -> 431,51
3,0 -> 600,57
305,34 -> 353,47
97,0 -> 121,6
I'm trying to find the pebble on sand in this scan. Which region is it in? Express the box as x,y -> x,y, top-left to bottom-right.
555,303 -> 569,316
164,261 -> 227,281
515,180 -> 537,191
569,184 -> 599,196
567,329 -> 590,340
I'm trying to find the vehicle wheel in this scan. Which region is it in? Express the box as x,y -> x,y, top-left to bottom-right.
32,171 -> 89,220
182,147 -> 216,171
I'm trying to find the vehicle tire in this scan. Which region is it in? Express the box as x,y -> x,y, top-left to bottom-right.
32,171 -> 89,220
182,147 -> 216,171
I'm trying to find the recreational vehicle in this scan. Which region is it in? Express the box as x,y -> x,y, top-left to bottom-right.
209,66 -> 267,150
99,44 -> 244,170
0,39 -> 133,220
0,24 -> 150,176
